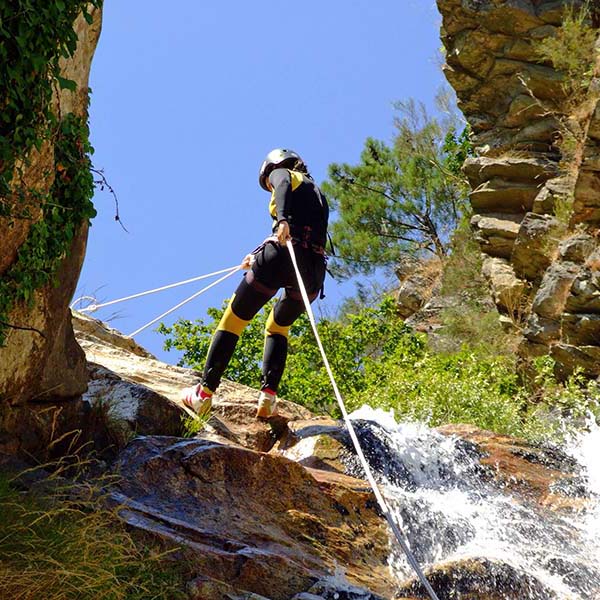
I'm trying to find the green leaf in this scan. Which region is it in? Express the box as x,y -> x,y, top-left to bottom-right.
56,75 -> 76,91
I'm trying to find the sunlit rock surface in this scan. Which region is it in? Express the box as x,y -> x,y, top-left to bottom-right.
436,0 -> 600,376
0,8 -> 102,405
0,7 -> 103,458
72,315 -> 599,598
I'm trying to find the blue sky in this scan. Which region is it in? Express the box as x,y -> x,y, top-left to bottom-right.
74,1 -> 446,362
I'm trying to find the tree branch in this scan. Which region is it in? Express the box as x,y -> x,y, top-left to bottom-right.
91,167 -> 129,233
340,176 -> 398,203
0,320 -> 46,338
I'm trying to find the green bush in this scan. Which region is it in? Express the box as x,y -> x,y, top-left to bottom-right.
160,294 -> 599,440
348,349 -> 528,436
536,1 -> 598,104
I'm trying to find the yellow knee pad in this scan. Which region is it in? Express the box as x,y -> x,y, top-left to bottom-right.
217,295 -> 251,336
265,307 -> 290,338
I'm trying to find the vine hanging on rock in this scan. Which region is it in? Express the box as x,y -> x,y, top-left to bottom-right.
0,0 -> 102,345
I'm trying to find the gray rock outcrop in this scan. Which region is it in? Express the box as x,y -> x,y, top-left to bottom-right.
437,0 -> 600,376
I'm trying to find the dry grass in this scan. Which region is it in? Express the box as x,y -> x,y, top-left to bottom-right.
0,462 -> 188,600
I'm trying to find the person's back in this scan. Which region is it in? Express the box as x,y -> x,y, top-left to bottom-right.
268,168 -> 329,250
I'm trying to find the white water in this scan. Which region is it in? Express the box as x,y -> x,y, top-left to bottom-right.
346,407 -> 600,600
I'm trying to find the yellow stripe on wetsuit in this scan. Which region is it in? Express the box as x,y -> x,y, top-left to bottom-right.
265,307 -> 290,338
217,294 -> 250,336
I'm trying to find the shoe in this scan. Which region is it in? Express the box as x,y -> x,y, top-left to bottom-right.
181,384 -> 213,418
256,389 -> 277,418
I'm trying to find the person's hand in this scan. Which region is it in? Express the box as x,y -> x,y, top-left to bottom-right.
241,253 -> 254,270
277,220 -> 291,245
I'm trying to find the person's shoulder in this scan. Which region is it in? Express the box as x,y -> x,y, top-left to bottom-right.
268,168 -> 292,187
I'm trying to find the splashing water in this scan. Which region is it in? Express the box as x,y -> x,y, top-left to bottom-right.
345,406 -> 600,600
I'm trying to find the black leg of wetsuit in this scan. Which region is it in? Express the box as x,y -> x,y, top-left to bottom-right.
261,334 -> 288,392
261,290 -> 308,393
201,275 -> 275,392
202,330 -> 239,392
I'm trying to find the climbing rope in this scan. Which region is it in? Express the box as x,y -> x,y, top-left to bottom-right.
286,240 -> 440,600
72,266 -> 240,313
71,265 -> 241,339
127,266 -> 242,338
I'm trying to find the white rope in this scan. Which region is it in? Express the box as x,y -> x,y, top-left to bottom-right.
127,266 -> 242,338
70,295 -> 99,310
286,241 -> 440,600
75,266 -> 240,313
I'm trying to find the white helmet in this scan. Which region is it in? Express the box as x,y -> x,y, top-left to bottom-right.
258,148 -> 304,191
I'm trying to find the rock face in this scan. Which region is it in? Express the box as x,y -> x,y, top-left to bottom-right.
73,316 -> 395,598
114,436 -> 393,600
437,0 -> 600,376
62,315 -> 598,599
0,10 -> 102,402
394,258 -> 443,320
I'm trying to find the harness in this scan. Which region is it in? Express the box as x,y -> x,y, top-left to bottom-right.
249,234 -> 328,300
294,225 -> 326,255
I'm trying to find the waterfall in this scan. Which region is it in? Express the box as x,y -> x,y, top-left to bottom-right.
343,407 -> 600,600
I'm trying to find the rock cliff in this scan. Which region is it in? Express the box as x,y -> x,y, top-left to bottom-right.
0,7 -> 102,456
436,0 -> 600,376
0,8 -> 101,404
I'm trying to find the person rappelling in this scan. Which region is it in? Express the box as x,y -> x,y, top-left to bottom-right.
181,149 -> 329,419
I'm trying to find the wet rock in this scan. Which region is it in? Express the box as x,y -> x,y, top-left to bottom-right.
112,436 -> 393,600
276,418 -> 352,474
543,557 -> 600,594
292,579 -> 387,600
398,557 -> 556,600
436,424 -> 586,510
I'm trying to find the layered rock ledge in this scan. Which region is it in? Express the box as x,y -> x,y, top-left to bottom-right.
437,0 -> 600,376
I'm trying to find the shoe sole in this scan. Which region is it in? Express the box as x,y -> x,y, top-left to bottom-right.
256,407 -> 277,419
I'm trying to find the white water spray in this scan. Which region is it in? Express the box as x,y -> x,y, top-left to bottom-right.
344,407 -> 600,600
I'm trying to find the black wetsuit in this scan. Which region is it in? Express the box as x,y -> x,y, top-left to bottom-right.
201,168 -> 329,394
